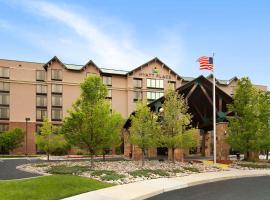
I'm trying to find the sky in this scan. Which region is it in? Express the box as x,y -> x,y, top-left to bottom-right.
0,0 -> 269,87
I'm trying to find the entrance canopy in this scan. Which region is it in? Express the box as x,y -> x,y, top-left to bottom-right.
124,75 -> 233,131
148,75 -> 233,130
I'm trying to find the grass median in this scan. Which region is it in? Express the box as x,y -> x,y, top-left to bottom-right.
0,175 -> 113,200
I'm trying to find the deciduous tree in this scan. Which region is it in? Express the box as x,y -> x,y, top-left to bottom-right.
160,86 -> 197,163
0,128 -> 24,154
129,101 -> 160,166
36,118 -> 68,160
61,75 -> 123,167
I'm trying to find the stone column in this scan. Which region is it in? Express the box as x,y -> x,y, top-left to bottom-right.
168,148 -> 184,162
147,148 -> 157,158
216,122 -> 230,161
204,131 -> 212,157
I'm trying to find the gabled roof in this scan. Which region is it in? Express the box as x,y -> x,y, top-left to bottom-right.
207,74 -> 238,85
127,57 -> 182,80
43,56 -> 101,72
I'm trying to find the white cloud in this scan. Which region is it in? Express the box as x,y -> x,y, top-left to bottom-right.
14,0 -> 185,70
22,0 -> 148,68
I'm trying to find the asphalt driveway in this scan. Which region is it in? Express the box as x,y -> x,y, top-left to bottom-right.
0,158 -> 42,180
147,176 -> 270,200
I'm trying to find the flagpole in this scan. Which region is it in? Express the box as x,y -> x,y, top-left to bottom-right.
212,53 -> 216,165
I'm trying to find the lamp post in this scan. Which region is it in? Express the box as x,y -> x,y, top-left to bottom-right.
25,117 -> 30,156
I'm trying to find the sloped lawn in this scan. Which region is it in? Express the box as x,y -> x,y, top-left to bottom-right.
0,175 -> 112,200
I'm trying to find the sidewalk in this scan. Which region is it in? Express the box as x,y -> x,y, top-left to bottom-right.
63,169 -> 270,200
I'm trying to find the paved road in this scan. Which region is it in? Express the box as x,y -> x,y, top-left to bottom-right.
147,176 -> 270,200
0,158 -> 43,180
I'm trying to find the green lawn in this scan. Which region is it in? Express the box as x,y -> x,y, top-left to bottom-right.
0,175 -> 113,200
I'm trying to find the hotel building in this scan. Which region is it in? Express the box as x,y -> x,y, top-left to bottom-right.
0,56 -> 267,154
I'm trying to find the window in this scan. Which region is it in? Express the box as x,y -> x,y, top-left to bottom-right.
0,93 -> 9,105
0,82 -> 9,92
0,124 -> 9,132
103,76 -> 112,86
36,109 -> 47,121
146,79 -> 164,89
147,91 -> 164,101
52,108 -> 62,121
36,95 -> 47,107
0,107 -> 9,119
52,95 -> 62,107
106,89 -> 112,99
36,85 -> 47,94
52,84 -> 62,93
133,78 -> 142,88
134,91 -> 142,101
51,69 -> 62,81
0,67 -> 9,79
36,70 -> 45,81
168,81 -> 176,89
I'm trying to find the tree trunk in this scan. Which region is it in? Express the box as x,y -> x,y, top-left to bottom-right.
266,149 -> 269,160
245,151 -> 250,161
172,148 -> 175,164
90,149 -> 94,168
47,152 -> 50,161
181,150 -> 184,163
142,148 -> 145,166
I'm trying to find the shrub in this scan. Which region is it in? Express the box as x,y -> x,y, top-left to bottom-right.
0,128 -> 24,153
182,167 -> 200,173
238,163 -> 270,169
47,165 -> 91,175
129,169 -> 169,177
91,170 -> 125,181
171,168 -> 184,173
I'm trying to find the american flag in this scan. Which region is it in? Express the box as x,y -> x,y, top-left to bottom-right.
197,56 -> 213,71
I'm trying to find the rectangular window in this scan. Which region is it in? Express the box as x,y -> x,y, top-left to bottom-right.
0,67 -> 9,79
0,124 -> 9,132
146,79 -> 164,89
36,95 -> 47,107
102,76 -> 112,86
0,82 -> 9,92
51,69 -> 62,81
52,108 -> 62,121
168,81 -> 176,89
0,107 -> 9,119
133,78 -> 142,88
106,89 -> 112,99
146,91 -> 164,101
52,84 -> 62,93
36,109 -> 47,121
36,70 -> 45,81
36,85 -> 47,94
133,91 -> 142,101
0,93 -> 9,105
52,95 -> 62,107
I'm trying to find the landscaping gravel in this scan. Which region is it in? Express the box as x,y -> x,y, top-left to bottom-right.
20,160 -> 223,184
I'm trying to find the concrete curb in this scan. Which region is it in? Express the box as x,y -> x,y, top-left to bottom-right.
62,169 -> 270,200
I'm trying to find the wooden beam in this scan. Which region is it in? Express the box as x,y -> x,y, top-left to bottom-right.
185,83 -> 198,100
219,97 -> 222,112
199,84 -> 213,106
191,102 -> 204,121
